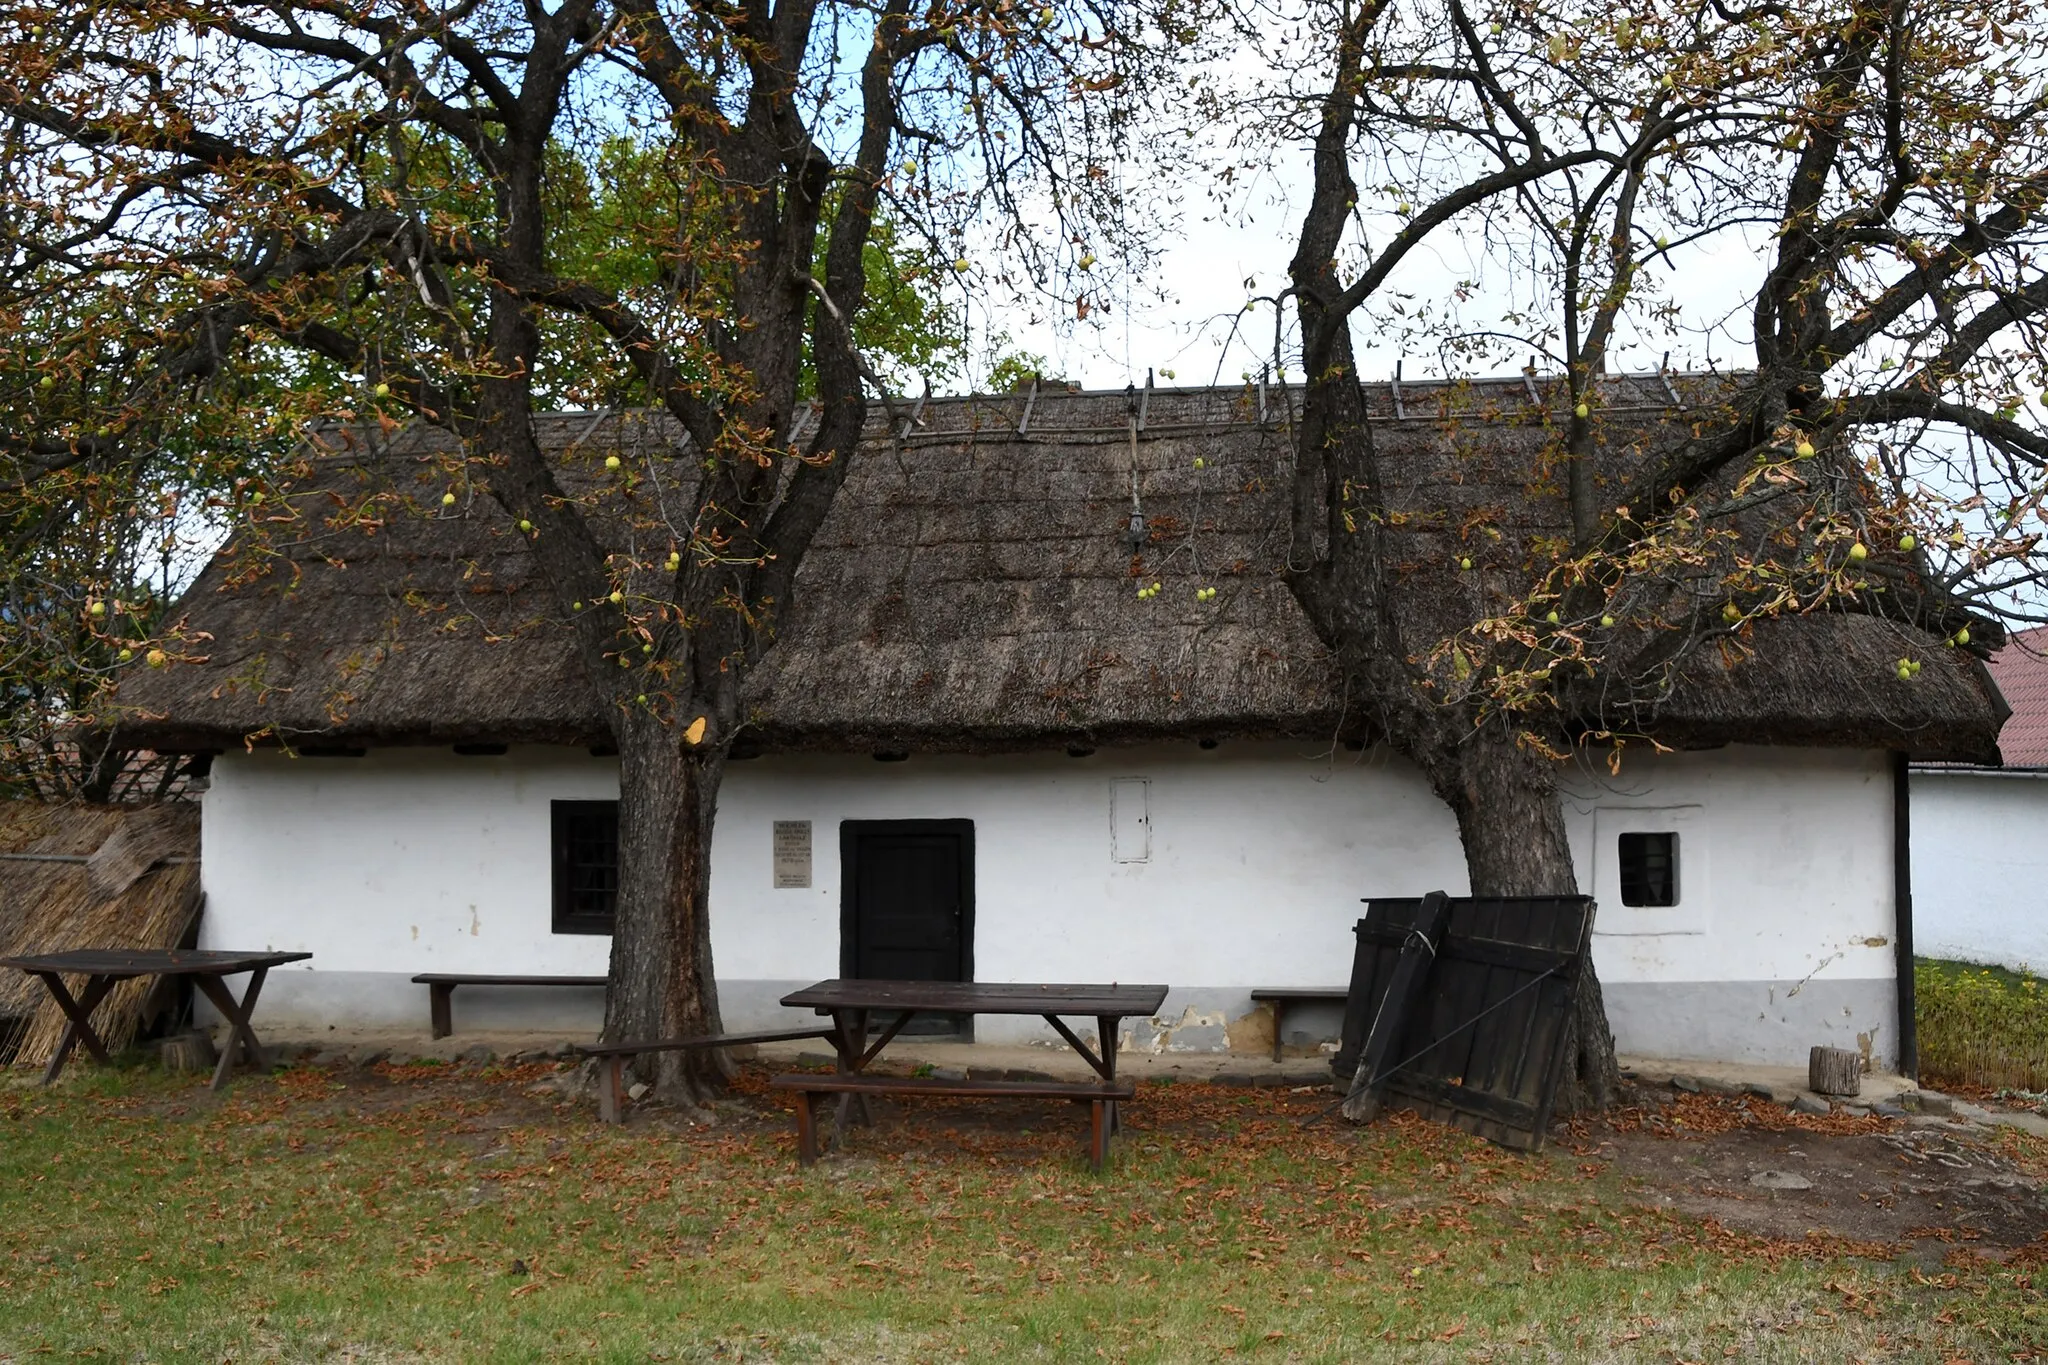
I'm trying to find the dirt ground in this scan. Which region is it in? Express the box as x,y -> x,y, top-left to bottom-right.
1576,1082 -> 2048,1260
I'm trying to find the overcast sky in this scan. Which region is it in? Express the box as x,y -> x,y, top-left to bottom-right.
965,144 -> 1776,395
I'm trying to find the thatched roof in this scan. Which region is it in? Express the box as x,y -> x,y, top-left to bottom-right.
106,377 -> 2003,760
0,802 -> 201,1065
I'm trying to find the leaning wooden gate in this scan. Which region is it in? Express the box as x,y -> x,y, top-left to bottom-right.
1332,893 -> 1596,1152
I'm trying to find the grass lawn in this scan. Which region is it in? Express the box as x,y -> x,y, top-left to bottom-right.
2,1060 -> 2044,1363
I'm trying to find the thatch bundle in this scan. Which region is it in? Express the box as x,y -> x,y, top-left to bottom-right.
0,803 -> 201,1066
105,377 -> 2003,760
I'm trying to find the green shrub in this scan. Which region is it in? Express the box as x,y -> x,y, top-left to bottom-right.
1915,958 -> 2048,1091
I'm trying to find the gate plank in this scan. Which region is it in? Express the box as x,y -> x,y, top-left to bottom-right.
1339,891 -> 1450,1122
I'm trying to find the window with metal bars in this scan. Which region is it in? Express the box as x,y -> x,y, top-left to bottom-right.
551,800 -> 619,934
1617,831 -> 1678,907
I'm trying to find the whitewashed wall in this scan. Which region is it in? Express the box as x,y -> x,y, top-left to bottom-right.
1910,770 -> 2048,973
1559,747 -> 1899,1066
198,741 -> 1901,1065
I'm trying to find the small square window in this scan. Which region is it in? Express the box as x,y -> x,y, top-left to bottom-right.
552,800 -> 619,934
1618,831 -> 1678,907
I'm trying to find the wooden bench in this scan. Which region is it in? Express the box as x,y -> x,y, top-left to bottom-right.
575,1028 -> 838,1123
767,1072 -> 1136,1170
1250,987 -> 1350,1063
411,973 -> 607,1039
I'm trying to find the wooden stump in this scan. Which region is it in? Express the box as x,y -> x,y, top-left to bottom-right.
1808,1045 -> 1862,1097
157,1031 -> 219,1075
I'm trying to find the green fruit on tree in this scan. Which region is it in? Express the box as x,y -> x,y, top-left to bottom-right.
1545,610 -> 1560,624
88,601 -> 105,617
636,694 -> 648,704
1655,233 -> 1669,250
1574,403 -> 1589,419
1955,627 -> 1971,646
37,374 -> 53,390
954,258 -> 972,274
1459,557 -> 1473,570
1079,253 -> 1096,270
441,492 -> 457,506
373,382 -> 390,398
1896,663 -> 1913,681
518,519 -> 533,532
609,590 -> 624,604
1722,603 -> 1741,623
146,648 -> 167,668
1847,542 -> 1868,562
605,455 -> 622,470
117,648 -> 133,662
1600,614 -> 1616,627
1795,439 -> 1816,459
1899,533 -> 1917,551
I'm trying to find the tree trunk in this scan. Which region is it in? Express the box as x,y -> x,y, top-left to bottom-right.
1282,351 -> 1624,1117
1415,721 -> 1620,1115
602,706 -> 729,1101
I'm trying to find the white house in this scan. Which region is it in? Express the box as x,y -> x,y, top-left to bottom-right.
113,379 -> 2006,1069
1912,627 -> 2045,973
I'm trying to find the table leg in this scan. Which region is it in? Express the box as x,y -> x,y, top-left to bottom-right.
430,983 -> 455,1040
35,973 -> 119,1086
1270,1000 -> 1286,1064
830,1008 -> 874,1138
598,1055 -> 625,1124
794,1091 -> 819,1166
1097,1015 -> 1121,1136
192,969 -> 272,1092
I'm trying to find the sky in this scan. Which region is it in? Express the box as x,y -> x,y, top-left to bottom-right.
955,145 -> 1777,396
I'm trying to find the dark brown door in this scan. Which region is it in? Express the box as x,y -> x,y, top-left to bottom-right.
841,820 -> 973,1033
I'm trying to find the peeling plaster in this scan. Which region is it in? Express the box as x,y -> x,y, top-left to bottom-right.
1225,1004 -> 1275,1056
1125,1006 -> 1230,1054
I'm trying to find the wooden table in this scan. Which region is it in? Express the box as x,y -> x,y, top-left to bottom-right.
779,978 -> 1169,1135
0,949 -> 312,1091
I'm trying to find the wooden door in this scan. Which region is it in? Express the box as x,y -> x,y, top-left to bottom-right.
841,820 -> 973,1033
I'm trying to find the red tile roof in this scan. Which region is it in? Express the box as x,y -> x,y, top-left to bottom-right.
1989,626 -> 2048,768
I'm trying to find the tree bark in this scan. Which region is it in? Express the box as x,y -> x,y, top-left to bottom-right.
1284,290 -> 1620,1116
603,706 -> 730,1100
1408,723 -> 1620,1115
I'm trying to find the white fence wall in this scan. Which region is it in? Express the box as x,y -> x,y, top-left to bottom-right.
1910,770 -> 2048,973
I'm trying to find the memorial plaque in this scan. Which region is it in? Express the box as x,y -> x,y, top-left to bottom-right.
773,820 -> 812,888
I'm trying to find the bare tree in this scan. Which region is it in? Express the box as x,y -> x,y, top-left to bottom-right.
1,0 -> 1185,1096
1216,0 -> 2048,1108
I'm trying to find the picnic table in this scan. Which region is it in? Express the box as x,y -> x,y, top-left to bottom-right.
0,948 -> 312,1091
772,979 -> 1169,1167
